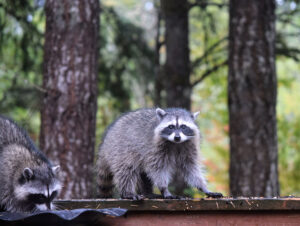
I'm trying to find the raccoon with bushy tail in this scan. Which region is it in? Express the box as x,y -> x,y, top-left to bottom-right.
0,116 -> 61,212
96,108 -> 223,199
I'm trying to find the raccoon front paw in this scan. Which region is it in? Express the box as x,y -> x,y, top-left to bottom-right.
121,194 -> 144,200
163,194 -> 182,199
205,192 -> 223,198
144,193 -> 163,199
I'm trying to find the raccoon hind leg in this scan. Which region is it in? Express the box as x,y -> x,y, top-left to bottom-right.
114,167 -> 144,200
97,158 -> 114,198
98,173 -> 114,198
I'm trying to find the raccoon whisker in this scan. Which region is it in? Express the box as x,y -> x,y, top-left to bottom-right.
52,203 -> 64,210
32,206 -> 39,213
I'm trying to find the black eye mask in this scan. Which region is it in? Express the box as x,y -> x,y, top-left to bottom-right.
161,127 -> 174,135
161,124 -> 195,137
181,126 -> 195,136
28,190 -> 58,205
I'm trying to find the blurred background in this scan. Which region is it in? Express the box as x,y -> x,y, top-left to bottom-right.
0,0 -> 299,198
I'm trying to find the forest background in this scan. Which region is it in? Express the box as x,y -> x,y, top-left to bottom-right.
0,0 -> 299,197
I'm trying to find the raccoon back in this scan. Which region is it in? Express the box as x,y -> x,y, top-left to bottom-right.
99,108 -> 158,157
0,115 -> 50,164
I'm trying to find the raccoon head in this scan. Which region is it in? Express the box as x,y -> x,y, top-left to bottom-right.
14,165 -> 61,212
155,108 -> 200,143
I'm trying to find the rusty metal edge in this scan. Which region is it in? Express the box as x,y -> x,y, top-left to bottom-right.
54,198 -> 300,212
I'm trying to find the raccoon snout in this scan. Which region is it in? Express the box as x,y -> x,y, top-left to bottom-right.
174,135 -> 181,142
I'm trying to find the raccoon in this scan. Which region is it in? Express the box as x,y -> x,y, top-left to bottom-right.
0,116 -> 61,212
96,108 -> 223,199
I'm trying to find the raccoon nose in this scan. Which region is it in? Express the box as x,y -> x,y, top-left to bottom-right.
174,135 -> 181,142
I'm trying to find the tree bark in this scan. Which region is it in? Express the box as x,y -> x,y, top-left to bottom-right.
228,0 -> 279,197
40,0 -> 99,199
161,0 -> 191,110
154,6 -> 163,107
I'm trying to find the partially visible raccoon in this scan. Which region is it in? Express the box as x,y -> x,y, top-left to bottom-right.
96,108 -> 223,200
0,116 -> 61,212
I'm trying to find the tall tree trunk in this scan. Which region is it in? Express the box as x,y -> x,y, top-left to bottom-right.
161,0 -> 191,110
228,0 -> 279,197
40,0 -> 99,199
154,5 -> 163,107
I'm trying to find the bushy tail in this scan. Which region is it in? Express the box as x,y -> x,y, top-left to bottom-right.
97,158 -> 114,198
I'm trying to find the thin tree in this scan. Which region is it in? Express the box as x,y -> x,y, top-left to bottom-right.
160,0 -> 191,109
40,0 -> 99,198
228,0 -> 279,197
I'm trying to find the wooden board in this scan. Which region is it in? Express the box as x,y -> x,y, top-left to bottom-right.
55,197 -> 300,212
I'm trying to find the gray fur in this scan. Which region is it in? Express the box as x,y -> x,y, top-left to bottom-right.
0,116 -> 61,212
96,108 -> 222,199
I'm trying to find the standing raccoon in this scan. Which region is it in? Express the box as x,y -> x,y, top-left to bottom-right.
0,116 -> 61,212
96,108 -> 222,199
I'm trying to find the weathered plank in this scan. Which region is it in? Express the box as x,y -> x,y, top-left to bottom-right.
55,197 -> 300,212
2,198 -> 300,225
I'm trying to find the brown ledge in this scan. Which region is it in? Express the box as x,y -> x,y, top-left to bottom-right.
55,197 -> 300,212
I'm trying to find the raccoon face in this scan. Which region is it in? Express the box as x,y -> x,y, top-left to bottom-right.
155,108 -> 199,143
14,165 -> 61,212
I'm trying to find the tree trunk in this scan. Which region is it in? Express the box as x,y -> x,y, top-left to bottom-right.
154,6 -> 163,107
40,0 -> 99,199
228,0 -> 279,197
161,0 -> 191,110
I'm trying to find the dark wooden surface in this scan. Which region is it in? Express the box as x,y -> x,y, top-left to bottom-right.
100,212 -> 300,226
2,198 -> 300,225
54,198 -> 300,226
54,197 -> 300,211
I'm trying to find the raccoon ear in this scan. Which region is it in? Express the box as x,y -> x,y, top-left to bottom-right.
23,168 -> 33,181
192,111 -> 200,120
52,165 -> 60,175
156,108 -> 167,120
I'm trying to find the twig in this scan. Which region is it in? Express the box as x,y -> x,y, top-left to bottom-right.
192,60 -> 228,87
191,36 -> 228,72
189,0 -> 228,10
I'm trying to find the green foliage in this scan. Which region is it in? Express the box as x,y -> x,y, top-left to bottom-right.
0,0 -> 44,139
98,6 -> 155,113
276,0 -> 300,61
96,5 -> 156,144
277,58 -> 300,196
278,114 -> 300,196
189,0 -> 228,82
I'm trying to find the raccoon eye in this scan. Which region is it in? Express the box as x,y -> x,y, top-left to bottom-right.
168,125 -> 175,130
180,125 -> 187,129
